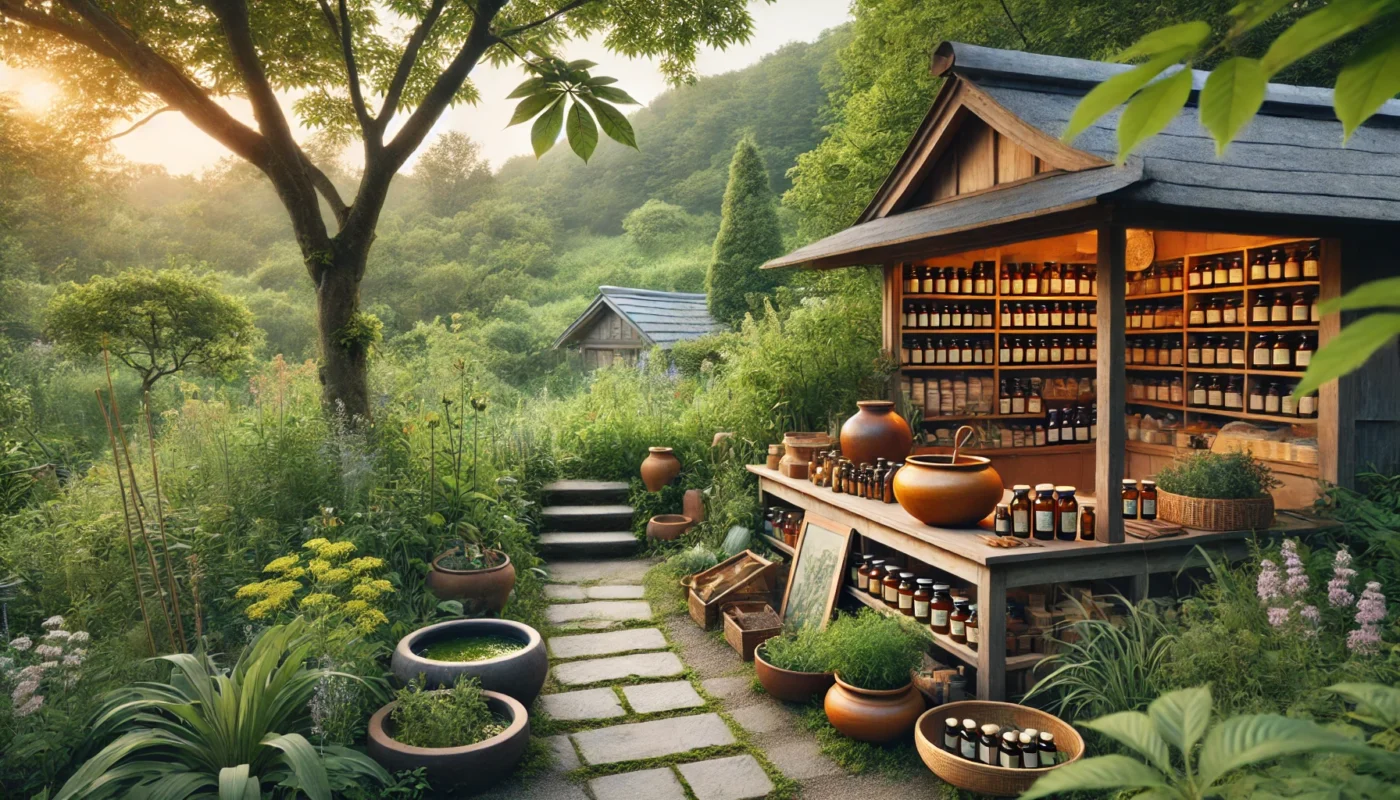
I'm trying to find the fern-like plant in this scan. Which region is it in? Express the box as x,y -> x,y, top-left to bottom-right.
1020,685 -> 1399,800
55,619 -> 389,800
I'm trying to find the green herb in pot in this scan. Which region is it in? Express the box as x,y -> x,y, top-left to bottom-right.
1155,451 -> 1281,500
824,609 -> 926,691
391,677 -> 505,749
760,625 -> 833,673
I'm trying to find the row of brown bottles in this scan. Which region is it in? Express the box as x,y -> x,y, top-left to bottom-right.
815,450 -> 899,503
902,303 -> 993,329
904,262 -> 1099,297
904,263 -> 998,295
1000,302 -> 1097,329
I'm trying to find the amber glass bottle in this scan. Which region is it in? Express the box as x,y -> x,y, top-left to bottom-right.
1032,483 -> 1056,541
965,603 -> 980,652
949,600 -> 970,644
1121,479 -> 1140,519
864,559 -> 885,598
913,578 -> 933,624
1079,504 -> 1097,540
1009,485 -> 1032,538
882,565 -> 901,606
1056,486 -> 1079,542
897,572 -> 916,616
930,584 -> 954,635
1140,479 -> 1158,521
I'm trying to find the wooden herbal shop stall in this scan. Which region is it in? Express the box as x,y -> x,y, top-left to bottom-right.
753,42 -> 1400,700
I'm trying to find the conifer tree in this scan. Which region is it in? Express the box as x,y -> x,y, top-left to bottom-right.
706,137 -> 785,326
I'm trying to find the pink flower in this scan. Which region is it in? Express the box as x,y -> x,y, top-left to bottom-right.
1299,604 -> 1321,625
1328,548 -> 1356,608
11,679 -> 38,704
14,695 -> 43,717
1356,582 -> 1387,626
1348,625 -> 1382,655
1257,559 -> 1283,602
1282,540 -> 1309,597
1268,606 -> 1291,628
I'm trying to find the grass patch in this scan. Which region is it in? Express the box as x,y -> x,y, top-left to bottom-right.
798,704 -> 923,779
643,563 -> 690,618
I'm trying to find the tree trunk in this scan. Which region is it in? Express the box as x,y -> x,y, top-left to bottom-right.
315,254 -> 370,421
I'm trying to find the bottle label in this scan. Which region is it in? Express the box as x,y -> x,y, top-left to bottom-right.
1252,265 -> 1266,280
1028,397 -> 1042,413
915,599 -> 929,617
1273,349 -> 1290,366
932,609 -> 949,627
1048,428 -> 1060,443
1076,427 -> 1089,441
982,745 -> 997,766
1254,308 -> 1269,322
1300,396 -> 1316,415
1038,313 -> 1049,327
899,593 -> 913,610
1041,750 -> 1056,767
1292,307 -> 1308,321
1124,498 -> 1138,517
1061,511 -> 1077,533
950,618 -> 965,637
1023,751 -> 1039,769
946,733 -> 959,750
961,739 -> 977,760
1143,499 -> 1156,517
883,584 -> 898,602
1253,350 -> 1270,366
1282,395 -> 1297,415
1189,311 -> 1205,324
1296,349 -> 1311,367
857,574 -> 868,590
1013,510 -> 1029,534
1000,751 -> 1017,768
967,625 -> 979,644
1035,510 -> 1054,534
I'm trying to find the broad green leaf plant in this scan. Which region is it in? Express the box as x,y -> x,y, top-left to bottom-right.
54,620 -> 389,800
506,56 -> 640,161
1064,0 -> 1400,401
1020,684 -> 1400,800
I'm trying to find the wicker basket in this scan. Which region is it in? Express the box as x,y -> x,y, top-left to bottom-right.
721,601 -> 782,661
1156,488 -> 1274,531
914,702 -> 1085,796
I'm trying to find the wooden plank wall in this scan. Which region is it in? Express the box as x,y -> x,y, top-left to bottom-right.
928,116 -> 1041,203
1338,233 -> 1400,486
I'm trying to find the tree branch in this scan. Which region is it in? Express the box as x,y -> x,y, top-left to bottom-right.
499,0 -> 597,38
315,0 -> 375,145
304,157 -> 350,227
375,0 -> 448,132
104,105 -> 173,140
0,0 -> 119,59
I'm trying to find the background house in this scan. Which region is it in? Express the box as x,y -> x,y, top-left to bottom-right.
552,286 -> 722,369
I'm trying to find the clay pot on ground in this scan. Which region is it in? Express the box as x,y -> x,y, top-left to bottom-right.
892,454 -> 1004,528
754,641 -> 835,703
647,514 -> 692,541
640,447 -> 682,492
391,618 -> 548,706
682,489 -> 705,533
426,549 -> 516,616
839,401 -> 913,467
367,689 -> 528,788
824,674 -> 926,743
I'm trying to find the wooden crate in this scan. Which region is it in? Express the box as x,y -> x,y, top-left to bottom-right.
687,550 -> 776,630
722,601 -> 782,661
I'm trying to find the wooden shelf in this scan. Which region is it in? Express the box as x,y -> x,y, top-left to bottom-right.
1126,364 -> 1182,372
917,443 -> 1095,456
1007,294 -> 1096,301
923,413 -> 1046,422
1248,369 -> 1306,378
903,328 -> 995,334
1187,406 -> 1319,425
842,587 -> 1045,671
1187,285 -> 1245,294
1188,326 -> 1246,332
1247,325 -> 1318,333
1186,366 -> 1247,374
1125,440 -> 1321,478
1126,328 -> 1183,334
1126,290 -> 1180,300
904,293 -> 997,301
1246,280 -> 1321,290
758,533 -> 794,557
998,328 -> 1097,334
1127,399 -> 1183,412
902,364 -> 996,370
997,363 -> 1095,370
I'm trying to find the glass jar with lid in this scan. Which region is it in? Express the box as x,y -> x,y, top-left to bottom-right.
913,578 -> 934,624
1032,483 -> 1056,541
965,603 -> 980,651
862,559 -> 885,597
1009,485 -> 1032,539
949,599 -> 970,644
897,572 -> 917,616
882,564 -> 902,607
850,553 -> 870,587
1055,486 -> 1079,542
930,583 -> 954,635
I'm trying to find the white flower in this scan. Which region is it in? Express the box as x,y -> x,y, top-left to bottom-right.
43,629 -> 70,642
68,631 -> 90,644
41,616 -> 64,630
9,636 -> 32,651
62,652 -> 83,667
34,644 -> 63,659
12,679 -> 39,704
0,656 -> 13,671
38,661 -> 58,671
16,664 -> 42,681
15,695 -> 44,717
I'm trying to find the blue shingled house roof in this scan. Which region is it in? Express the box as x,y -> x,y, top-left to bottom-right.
552,286 -> 723,351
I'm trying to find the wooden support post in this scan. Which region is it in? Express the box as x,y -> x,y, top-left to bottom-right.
1096,223 -> 1127,543
884,263 -> 904,402
975,566 -> 1007,701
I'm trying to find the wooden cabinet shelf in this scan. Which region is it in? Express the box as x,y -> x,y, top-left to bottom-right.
1248,369 -> 1307,378
997,363 -> 1095,370
1185,367 -> 1248,375
1187,406 -> 1318,425
903,293 -> 998,301
1246,325 -> 1318,333
1246,280 -> 1320,291
903,328 -> 995,334
1126,364 -> 1182,372
923,413 -> 1047,422
758,533 -> 794,557
843,587 -> 1045,671
903,364 -> 996,370
1127,399 -> 1183,412
1187,285 -> 1245,294
998,328 -> 1097,334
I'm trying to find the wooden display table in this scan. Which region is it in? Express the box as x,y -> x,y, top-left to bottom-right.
748,464 -> 1331,700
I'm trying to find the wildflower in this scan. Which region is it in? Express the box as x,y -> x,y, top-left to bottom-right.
35,644 -> 63,659
43,629 -> 71,642
1348,583 -> 1387,656
1348,625 -> 1383,655
12,679 -> 38,704
264,555 -> 301,574
318,568 -> 351,585
68,631 -> 89,644
41,616 -> 64,630
1299,604 -> 1321,625
62,652 -> 84,667
9,636 -> 32,652
15,695 -> 43,717
1328,548 -> 1357,608
347,556 -> 385,575
1267,606 -> 1290,628
38,661 -> 58,671
353,608 -> 389,634
298,593 -> 339,612
1257,559 -> 1282,602
303,538 -> 331,553
1282,540 -> 1309,598
16,664 -> 42,681
0,656 -> 12,672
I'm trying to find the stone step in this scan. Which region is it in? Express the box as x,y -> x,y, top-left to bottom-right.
570,713 -> 735,766
541,504 -> 634,532
543,479 -> 630,505
539,531 -> 641,559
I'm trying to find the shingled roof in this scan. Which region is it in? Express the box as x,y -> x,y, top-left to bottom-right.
552,286 -> 722,350
766,41 -> 1400,270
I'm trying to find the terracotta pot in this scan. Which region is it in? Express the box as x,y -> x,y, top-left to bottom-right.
892,454 -> 1004,528
647,514 -> 692,541
391,618 -> 548,706
640,447 -> 681,492
824,674 -> 926,743
683,489 -> 705,531
839,401 -> 913,467
368,690 -> 528,787
754,641 -> 835,703
427,550 -> 516,616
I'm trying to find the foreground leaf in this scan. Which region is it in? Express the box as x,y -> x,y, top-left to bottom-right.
1019,754 -> 1172,800
1200,58 -> 1268,154
531,96 -> 566,158
1149,686 -> 1213,757
1197,713 -> 1386,790
1085,711 -> 1174,774
1335,25 -> 1400,140
1114,21 -> 1211,63
1320,276 -> 1400,315
1329,682 -> 1400,727
1117,67 -> 1193,163
508,91 -> 558,127
1260,0 -> 1392,76
582,96 -> 637,148
566,100 -> 599,162
1292,312 -> 1400,397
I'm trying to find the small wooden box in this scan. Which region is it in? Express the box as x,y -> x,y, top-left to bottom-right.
721,601 -> 782,661
687,550 -> 776,630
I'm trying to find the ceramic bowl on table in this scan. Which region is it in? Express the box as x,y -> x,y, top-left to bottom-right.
892,454 -> 1003,527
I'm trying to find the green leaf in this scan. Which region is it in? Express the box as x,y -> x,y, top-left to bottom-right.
589,85 -> 640,105
1200,57 -> 1268,154
1335,25 -> 1400,140
1085,711 -> 1174,774
530,96 -> 566,158
1114,21 -> 1212,63
217,765 -> 259,800
263,732 -> 331,800
1321,276 -> 1400,316
1292,312 -> 1400,397
1329,682 -> 1400,727
1196,713 -> 1386,790
507,91 -> 559,127
1260,0 -> 1392,76
581,96 -> 637,149
1062,51 -> 1190,144
565,100 -> 599,162
1117,67 -> 1194,163
567,59 -> 598,70
1230,0 -> 1297,32
1149,686 -> 1213,757
1019,754 -> 1173,800
586,76 -> 619,86
506,76 -> 547,99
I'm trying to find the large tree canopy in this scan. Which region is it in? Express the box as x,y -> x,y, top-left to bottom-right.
0,0 -> 772,418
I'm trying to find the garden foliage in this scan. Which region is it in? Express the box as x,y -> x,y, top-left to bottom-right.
705,137 -> 787,327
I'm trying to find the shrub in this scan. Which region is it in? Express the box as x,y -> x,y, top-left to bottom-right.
1155,451 -> 1281,499
759,625 -> 833,673
823,609 -> 924,691
390,676 -> 504,750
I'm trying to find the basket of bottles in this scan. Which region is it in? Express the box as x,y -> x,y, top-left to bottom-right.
913,701 -> 1084,796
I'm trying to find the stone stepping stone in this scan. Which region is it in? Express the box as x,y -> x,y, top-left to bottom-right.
700,676 -> 753,704
677,755 -> 775,800
541,504 -> 634,531
540,688 -> 625,722
587,767 -> 687,800
543,480 -> 630,505
548,628 -> 667,659
552,652 -> 684,687
728,702 -> 789,734
548,559 -> 657,585
621,681 -> 705,714
586,584 -> 646,600
540,532 -> 640,559
555,620 -> 621,632
761,739 -> 842,781
546,600 -> 652,625
545,584 -> 588,601
570,713 -> 735,766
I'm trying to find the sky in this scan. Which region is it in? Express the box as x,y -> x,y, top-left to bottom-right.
0,0 -> 853,176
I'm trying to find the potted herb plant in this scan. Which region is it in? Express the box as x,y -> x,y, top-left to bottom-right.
822,609 -> 927,743
1154,451 -> 1282,531
368,676 -> 529,788
427,537 -> 516,616
754,625 -> 836,703
391,618 -> 548,705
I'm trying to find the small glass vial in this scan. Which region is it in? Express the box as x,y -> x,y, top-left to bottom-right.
854,555 -> 873,592
849,553 -> 867,586
1038,731 -> 1058,767
943,716 -> 961,752
897,571 -> 916,616
1032,483 -> 1056,541
979,723 -> 1002,765
1055,486 -> 1078,542
929,583 -> 954,634
1122,479 -> 1140,519
960,719 -> 979,761
965,603 -> 980,651
882,565 -> 901,607
999,731 -> 1021,768
1140,479 -> 1158,521
949,600 -> 970,643
863,559 -> 886,598
994,503 -> 1012,536
1019,732 -> 1040,768
1079,503 -> 1096,540
913,578 -> 933,624
1010,485 -> 1032,539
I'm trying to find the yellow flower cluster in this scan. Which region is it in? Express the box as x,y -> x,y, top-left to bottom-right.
236,536 -> 394,632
